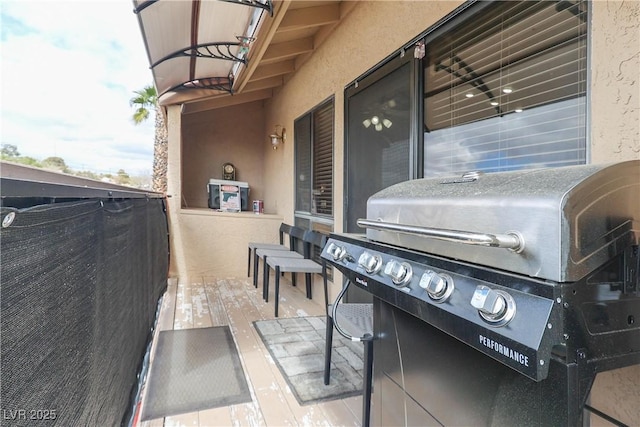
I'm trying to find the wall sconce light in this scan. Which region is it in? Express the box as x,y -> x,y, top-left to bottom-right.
269,125 -> 286,150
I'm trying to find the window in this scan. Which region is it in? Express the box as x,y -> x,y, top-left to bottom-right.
295,100 -> 334,279
295,99 -> 334,218
423,0 -> 588,176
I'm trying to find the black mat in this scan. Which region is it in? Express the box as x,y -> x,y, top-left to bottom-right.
254,316 -> 363,405
141,326 -> 251,421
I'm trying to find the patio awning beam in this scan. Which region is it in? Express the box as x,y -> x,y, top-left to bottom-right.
134,1 -> 352,109
219,0 -> 273,16
134,0 -> 271,15
169,75 -> 235,95
133,0 -> 158,15
151,41 -> 249,69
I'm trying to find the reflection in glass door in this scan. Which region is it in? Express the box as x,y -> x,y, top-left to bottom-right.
345,62 -> 413,234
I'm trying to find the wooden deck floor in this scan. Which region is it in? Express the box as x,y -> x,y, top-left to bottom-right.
136,273 -> 361,427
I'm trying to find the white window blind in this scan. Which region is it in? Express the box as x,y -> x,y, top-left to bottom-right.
294,99 -> 334,218
423,0 -> 587,175
294,115 -> 312,213
312,102 -> 334,216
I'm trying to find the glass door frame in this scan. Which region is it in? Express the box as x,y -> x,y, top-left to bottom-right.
343,52 -> 422,233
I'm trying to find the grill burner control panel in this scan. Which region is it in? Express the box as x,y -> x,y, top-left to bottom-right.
323,235 -> 564,381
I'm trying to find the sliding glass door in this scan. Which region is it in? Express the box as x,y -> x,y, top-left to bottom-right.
345,59 -> 415,234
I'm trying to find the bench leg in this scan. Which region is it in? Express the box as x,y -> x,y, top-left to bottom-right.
274,266 -> 281,317
247,248 -> 251,277
264,256 -> 270,302
305,273 -> 312,299
262,256 -> 269,302
253,252 -> 260,288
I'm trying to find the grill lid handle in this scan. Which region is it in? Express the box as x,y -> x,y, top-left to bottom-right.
357,219 -> 525,253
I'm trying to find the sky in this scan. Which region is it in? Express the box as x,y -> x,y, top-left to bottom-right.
1,0 -> 156,176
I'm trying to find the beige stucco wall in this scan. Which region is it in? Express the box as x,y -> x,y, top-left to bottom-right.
590,0 -> 640,162
262,0 -> 466,231
166,104 -> 284,279
586,0 -> 640,420
181,100 -> 267,208
174,209 -> 283,278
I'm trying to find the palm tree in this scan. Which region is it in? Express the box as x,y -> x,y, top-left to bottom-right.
130,85 -> 167,193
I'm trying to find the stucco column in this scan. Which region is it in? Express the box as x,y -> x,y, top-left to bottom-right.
589,0 -> 640,162
587,2 -> 640,424
165,105 -> 187,278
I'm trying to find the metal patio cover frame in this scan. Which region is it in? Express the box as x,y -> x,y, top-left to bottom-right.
133,0 -> 270,104
133,0 -> 349,112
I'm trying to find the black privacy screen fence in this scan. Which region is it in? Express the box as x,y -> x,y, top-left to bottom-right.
1,198 -> 169,426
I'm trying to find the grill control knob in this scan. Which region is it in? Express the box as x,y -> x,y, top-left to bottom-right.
420,270 -> 454,302
326,242 -> 348,261
358,252 -> 382,274
470,285 -> 516,327
384,260 -> 413,287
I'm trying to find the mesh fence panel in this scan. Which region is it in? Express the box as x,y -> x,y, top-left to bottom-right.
1,198 -> 168,426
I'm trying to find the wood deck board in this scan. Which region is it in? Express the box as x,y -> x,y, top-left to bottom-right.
157,277 -> 178,332
218,277 -> 299,426
136,274 -> 359,427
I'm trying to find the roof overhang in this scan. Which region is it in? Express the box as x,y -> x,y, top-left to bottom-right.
133,0 -> 353,112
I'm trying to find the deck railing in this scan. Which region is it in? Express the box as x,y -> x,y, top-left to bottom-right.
1,163 -> 169,426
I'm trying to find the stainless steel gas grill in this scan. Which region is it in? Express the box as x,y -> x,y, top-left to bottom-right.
321,161 -> 639,426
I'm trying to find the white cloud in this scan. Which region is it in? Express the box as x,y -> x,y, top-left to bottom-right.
1,0 -> 156,175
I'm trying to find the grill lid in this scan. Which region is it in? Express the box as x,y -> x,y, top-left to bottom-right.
363,160 -> 640,282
